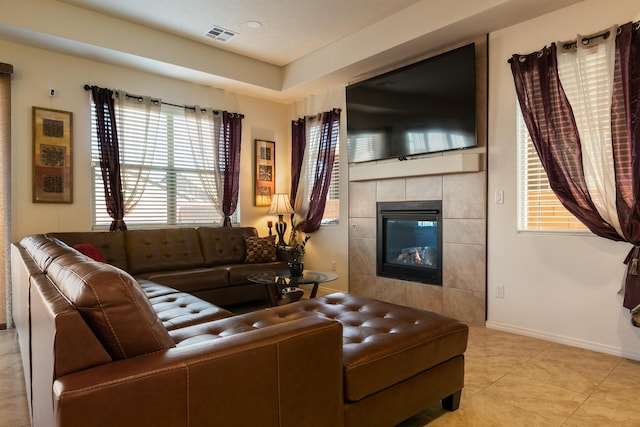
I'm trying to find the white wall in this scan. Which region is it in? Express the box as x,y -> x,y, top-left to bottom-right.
487,0 -> 640,359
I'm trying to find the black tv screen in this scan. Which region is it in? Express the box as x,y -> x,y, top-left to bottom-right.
346,43 -> 477,164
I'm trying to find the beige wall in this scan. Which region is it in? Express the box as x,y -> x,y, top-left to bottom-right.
3,40 -> 293,240
0,40 -> 296,326
1,38 -> 350,325
487,0 -> 640,358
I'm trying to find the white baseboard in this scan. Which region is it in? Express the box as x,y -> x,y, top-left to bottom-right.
485,320 -> 640,361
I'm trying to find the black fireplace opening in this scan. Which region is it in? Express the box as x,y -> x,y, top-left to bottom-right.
377,200 -> 442,285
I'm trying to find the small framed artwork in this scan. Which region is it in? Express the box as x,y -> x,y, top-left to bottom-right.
255,139 -> 275,207
32,107 -> 73,203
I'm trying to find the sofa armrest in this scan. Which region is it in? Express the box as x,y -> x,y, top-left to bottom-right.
53,316 -> 344,427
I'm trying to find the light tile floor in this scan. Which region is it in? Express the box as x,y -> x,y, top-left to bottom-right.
2,325 -> 639,426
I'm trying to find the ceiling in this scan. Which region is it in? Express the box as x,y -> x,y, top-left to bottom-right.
60,0 -> 424,67
0,0 -> 587,103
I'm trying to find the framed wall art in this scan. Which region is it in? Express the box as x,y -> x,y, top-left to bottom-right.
32,107 -> 73,203
255,139 -> 275,207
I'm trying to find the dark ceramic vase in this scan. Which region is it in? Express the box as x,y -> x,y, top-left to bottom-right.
288,261 -> 304,277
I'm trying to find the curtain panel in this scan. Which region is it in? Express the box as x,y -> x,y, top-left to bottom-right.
115,91 -> 161,217
510,22 -> 640,310
91,86 -> 127,231
290,117 -> 306,208
220,112 -> 243,227
1,63 -> 13,327
185,107 -> 224,218
290,109 -> 340,234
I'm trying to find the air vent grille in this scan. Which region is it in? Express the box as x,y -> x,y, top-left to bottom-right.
205,26 -> 237,42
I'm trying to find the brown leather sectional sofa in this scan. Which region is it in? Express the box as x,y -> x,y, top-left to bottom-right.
11,228 -> 469,427
47,226 -> 287,307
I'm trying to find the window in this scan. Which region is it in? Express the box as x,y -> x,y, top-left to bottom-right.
517,107 -> 587,232
302,116 -> 340,225
91,103 -> 237,228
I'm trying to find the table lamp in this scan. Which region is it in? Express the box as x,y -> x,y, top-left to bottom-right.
267,193 -> 294,246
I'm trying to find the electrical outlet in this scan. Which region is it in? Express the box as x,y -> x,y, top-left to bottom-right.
494,190 -> 504,204
496,285 -> 504,299
331,260 -> 337,271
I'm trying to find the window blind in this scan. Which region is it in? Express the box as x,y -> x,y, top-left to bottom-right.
91,104 -> 237,228
517,105 -> 587,232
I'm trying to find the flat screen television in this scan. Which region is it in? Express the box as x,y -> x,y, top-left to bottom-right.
346,43 -> 477,164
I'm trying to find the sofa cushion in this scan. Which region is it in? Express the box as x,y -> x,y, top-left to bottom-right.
46,248 -> 175,360
137,267 -> 229,293
137,279 -> 181,298
21,234 -> 74,272
227,262 -> 287,286
198,226 -> 258,266
46,231 -> 128,271
148,292 -> 233,331
72,243 -> 106,263
125,228 -> 205,274
244,235 -> 277,263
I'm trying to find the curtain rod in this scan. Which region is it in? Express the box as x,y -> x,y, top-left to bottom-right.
506,20 -> 639,64
292,108 -> 342,122
83,84 -> 244,117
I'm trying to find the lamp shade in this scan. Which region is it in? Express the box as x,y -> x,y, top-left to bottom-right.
267,193 -> 294,215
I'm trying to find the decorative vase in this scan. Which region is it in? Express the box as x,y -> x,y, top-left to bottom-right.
282,286 -> 304,303
288,261 -> 304,277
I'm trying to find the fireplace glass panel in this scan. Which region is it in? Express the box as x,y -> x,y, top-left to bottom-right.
385,219 -> 438,269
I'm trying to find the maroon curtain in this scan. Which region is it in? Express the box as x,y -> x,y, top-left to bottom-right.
298,109 -> 340,233
220,112 -> 243,227
91,86 -> 126,231
290,117 -> 306,206
615,23 -> 640,308
510,22 -> 640,309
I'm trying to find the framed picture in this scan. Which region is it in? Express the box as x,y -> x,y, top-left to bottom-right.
32,107 -> 73,203
255,139 -> 275,206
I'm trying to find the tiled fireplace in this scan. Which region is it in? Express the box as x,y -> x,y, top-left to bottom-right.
348,166 -> 486,325
347,36 -> 487,325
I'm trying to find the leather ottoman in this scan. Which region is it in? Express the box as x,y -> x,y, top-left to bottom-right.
172,292 -> 468,426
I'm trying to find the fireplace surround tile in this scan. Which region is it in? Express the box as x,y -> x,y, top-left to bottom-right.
444,218 -> 486,245
349,217 -> 376,239
443,243 -> 486,293
406,175 -> 443,201
349,181 -> 377,218
443,287 -> 486,325
349,236 -> 376,275
405,282 -> 444,313
348,167 -> 486,325
377,178 -> 407,201
443,172 -> 486,219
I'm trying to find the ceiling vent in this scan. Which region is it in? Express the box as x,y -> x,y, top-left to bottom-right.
205,26 -> 237,43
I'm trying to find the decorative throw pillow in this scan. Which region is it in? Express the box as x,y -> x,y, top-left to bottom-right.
73,243 -> 107,263
245,235 -> 277,263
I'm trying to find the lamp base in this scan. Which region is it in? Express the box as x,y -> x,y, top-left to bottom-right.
274,214 -> 287,246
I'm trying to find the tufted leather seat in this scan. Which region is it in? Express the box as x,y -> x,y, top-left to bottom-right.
148,292 -> 233,330
169,292 -> 468,406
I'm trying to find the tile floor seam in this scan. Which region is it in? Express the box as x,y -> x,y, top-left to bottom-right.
561,389 -> 595,427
